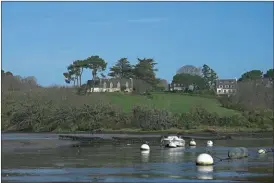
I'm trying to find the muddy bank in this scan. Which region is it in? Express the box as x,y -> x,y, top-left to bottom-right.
2,132 -> 273,153
59,130 -> 273,138
1,139 -> 80,153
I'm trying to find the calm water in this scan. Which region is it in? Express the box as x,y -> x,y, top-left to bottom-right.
1,133 -> 273,183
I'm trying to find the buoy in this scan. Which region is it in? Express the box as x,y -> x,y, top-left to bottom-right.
168,142 -> 177,148
189,139 -> 196,146
207,140 -> 213,147
258,149 -> 266,154
196,153 -> 214,166
140,144 -> 150,151
228,147 -> 248,159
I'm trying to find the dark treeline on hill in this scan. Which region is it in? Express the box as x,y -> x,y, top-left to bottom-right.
219,69 -> 273,112
1,70 -> 41,91
1,56 -> 273,132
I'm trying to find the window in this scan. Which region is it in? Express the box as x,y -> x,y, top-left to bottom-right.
230,85 -> 234,88
174,84 -> 176,87
219,85 -> 223,88
218,90 -> 221,93
225,85 -> 229,88
224,90 -> 227,93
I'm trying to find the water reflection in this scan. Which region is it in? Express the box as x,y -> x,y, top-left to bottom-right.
140,151 -> 150,163
229,158 -> 249,172
196,166 -> 214,180
161,147 -> 184,162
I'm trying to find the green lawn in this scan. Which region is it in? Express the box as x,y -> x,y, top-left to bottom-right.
101,92 -> 239,117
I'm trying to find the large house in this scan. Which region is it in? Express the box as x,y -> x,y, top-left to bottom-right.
168,83 -> 195,92
168,83 -> 185,91
87,78 -> 134,93
216,79 -> 237,95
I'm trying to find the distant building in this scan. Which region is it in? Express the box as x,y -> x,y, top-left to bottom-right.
86,78 -> 133,93
168,83 -> 185,91
216,79 -> 237,95
168,83 -> 196,91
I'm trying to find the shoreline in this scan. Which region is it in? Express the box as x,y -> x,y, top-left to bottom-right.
2,128 -> 273,137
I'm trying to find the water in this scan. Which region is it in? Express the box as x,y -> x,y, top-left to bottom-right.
1,133 -> 273,183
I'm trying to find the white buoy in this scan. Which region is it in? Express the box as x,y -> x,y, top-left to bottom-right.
207,140 -> 213,147
140,144 -> 150,151
189,139 -> 196,146
168,142 -> 177,148
196,153 -> 214,166
258,149 -> 266,154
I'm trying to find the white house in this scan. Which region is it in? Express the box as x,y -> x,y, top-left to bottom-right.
216,79 -> 237,95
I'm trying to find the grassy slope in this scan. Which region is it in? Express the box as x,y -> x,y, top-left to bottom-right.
102,92 -> 239,117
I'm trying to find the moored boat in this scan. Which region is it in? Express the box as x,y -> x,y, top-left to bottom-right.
161,135 -> 185,147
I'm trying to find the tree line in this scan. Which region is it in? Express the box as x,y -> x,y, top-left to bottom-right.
171,64 -> 218,92
171,64 -> 273,93
63,56 -> 160,88
1,69 -> 40,91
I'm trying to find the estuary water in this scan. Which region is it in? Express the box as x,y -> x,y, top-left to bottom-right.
1,133 -> 273,183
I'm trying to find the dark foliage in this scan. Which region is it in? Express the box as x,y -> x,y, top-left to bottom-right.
2,88 -> 272,132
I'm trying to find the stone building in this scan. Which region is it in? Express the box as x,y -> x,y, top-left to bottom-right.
86,78 -> 134,93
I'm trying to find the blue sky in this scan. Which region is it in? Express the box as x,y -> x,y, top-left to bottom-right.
2,2 -> 273,86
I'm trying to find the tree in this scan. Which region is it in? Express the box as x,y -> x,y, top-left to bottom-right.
238,70 -> 263,82
63,72 -> 73,85
5,71 -> 13,76
172,73 -> 206,91
72,60 -> 85,86
177,65 -> 202,76
202,64 -> 218,89
209,68 -> 218,88
156,78 -> 169,91
108,58 -> 133,78
67,64 -> 79,86
202,64 -> 211,88
133,58 -> 158,86
84,55 -> 107,81
22,76 -> 38,86
263,69 -> 274,80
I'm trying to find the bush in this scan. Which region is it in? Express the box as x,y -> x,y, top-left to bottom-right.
2,87 -> 272,132
1,88 -> 131,132
131,106 -> 178,130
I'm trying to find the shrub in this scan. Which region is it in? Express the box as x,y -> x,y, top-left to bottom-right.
2,87 -> 272,132
131,105 -> 178,130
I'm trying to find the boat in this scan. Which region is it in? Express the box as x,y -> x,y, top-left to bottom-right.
161,135 -> 185,147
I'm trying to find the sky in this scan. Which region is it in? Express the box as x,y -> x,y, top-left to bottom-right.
2,1 -> 273,86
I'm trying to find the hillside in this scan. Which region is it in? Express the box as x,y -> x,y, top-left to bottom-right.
100,92 -> 239,117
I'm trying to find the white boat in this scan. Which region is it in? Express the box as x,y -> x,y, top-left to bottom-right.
161,135 -> 185,147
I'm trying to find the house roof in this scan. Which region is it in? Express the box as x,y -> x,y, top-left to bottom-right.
216,79 -> 237,85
